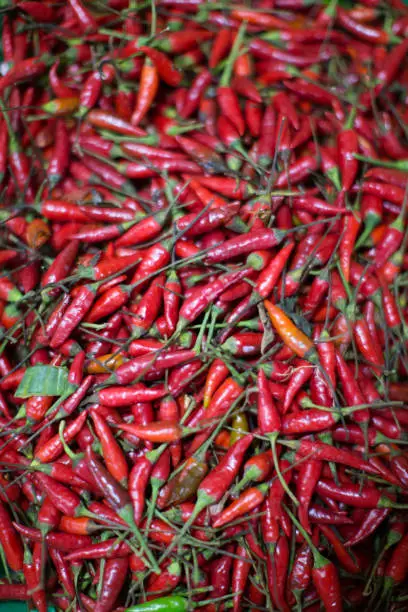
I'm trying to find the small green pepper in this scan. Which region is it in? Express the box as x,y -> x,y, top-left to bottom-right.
125,595 -> 188,611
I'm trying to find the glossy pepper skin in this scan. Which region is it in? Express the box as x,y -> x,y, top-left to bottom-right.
2,0 -> 408,609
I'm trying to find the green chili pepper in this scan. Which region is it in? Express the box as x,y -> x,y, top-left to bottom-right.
125,595 -> 188,611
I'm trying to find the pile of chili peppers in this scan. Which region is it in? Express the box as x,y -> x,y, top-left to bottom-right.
0,0 -> 408,610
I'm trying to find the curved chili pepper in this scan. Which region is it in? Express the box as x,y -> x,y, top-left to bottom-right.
345,508 -> 390,547
264,300 -> 317,361
125,596 -> 188,611
213,482 -> 269,528
49,285 -> 96,348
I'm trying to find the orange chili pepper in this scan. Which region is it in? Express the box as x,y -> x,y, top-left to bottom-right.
42,97 -> 80,116
86,353 -> 125,374
26,218 -> 51,249
215,430 -> 231,450
264,300 -> 316,361
131,58 -> 159,126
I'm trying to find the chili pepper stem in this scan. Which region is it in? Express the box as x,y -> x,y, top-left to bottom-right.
355,219 -> 379,249
220,23 -> 246,88
269,432 -> 299,507
354,154 -> 408,171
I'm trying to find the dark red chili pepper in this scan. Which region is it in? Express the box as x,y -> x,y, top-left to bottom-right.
316,479 -> 398,509
289,542 -> 312,608
337,7 -> 393,43
384,530 -> 408,588
65,539 -> 131,562
345,508 -> 390,547
95,556 -> 129,612
0,56 -> 48,94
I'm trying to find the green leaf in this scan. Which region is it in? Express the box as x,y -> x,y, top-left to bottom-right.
15,366 -> 76,398
279,298 -> 313,338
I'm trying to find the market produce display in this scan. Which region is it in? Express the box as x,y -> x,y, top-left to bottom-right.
0,0 -> 408,610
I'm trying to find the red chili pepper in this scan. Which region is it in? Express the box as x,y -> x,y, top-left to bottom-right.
180,69 -> 212,119
68,0 -> 97,31
337,7 -> 394,43
216,26 -> 246,137
377,271 -> 402,329
139,46 -> 181,87
189,377 -> 244,455
49,61 -> 76,98
357,180 -> 406,205
87,110 -> 146,137
338,212 -> 361,283
0,501 -> 23,571
335,351 -> 369,423
316,479 -> 399,509
49,285 -> 96,348
91,409 -> 128,485
257,369 -> 281,437
288,542 -> 312,607
311,550 -> 343,612
266,532 -> 290,612
0,56 -> 48,94
383,527 -> 408,588
23,548 -> 47,612
0,583 -> 28,601
209,29 -> 231,69
345,508 -> 390,547
95,556 -> 129,612
234,451 -> 274,495
295,459 -> 322,535
34,471 -> 83,517
118,421 -> 183,443
231,544 -> 251,612
64,538 -> 131,562
178,268 -> 251,330
159,29 -> 213,54
374,204 -> 406,269
319,525 -> 361,574
1,15 -> 13,62
48,548 -> 74,598
129,448 -> 162,525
